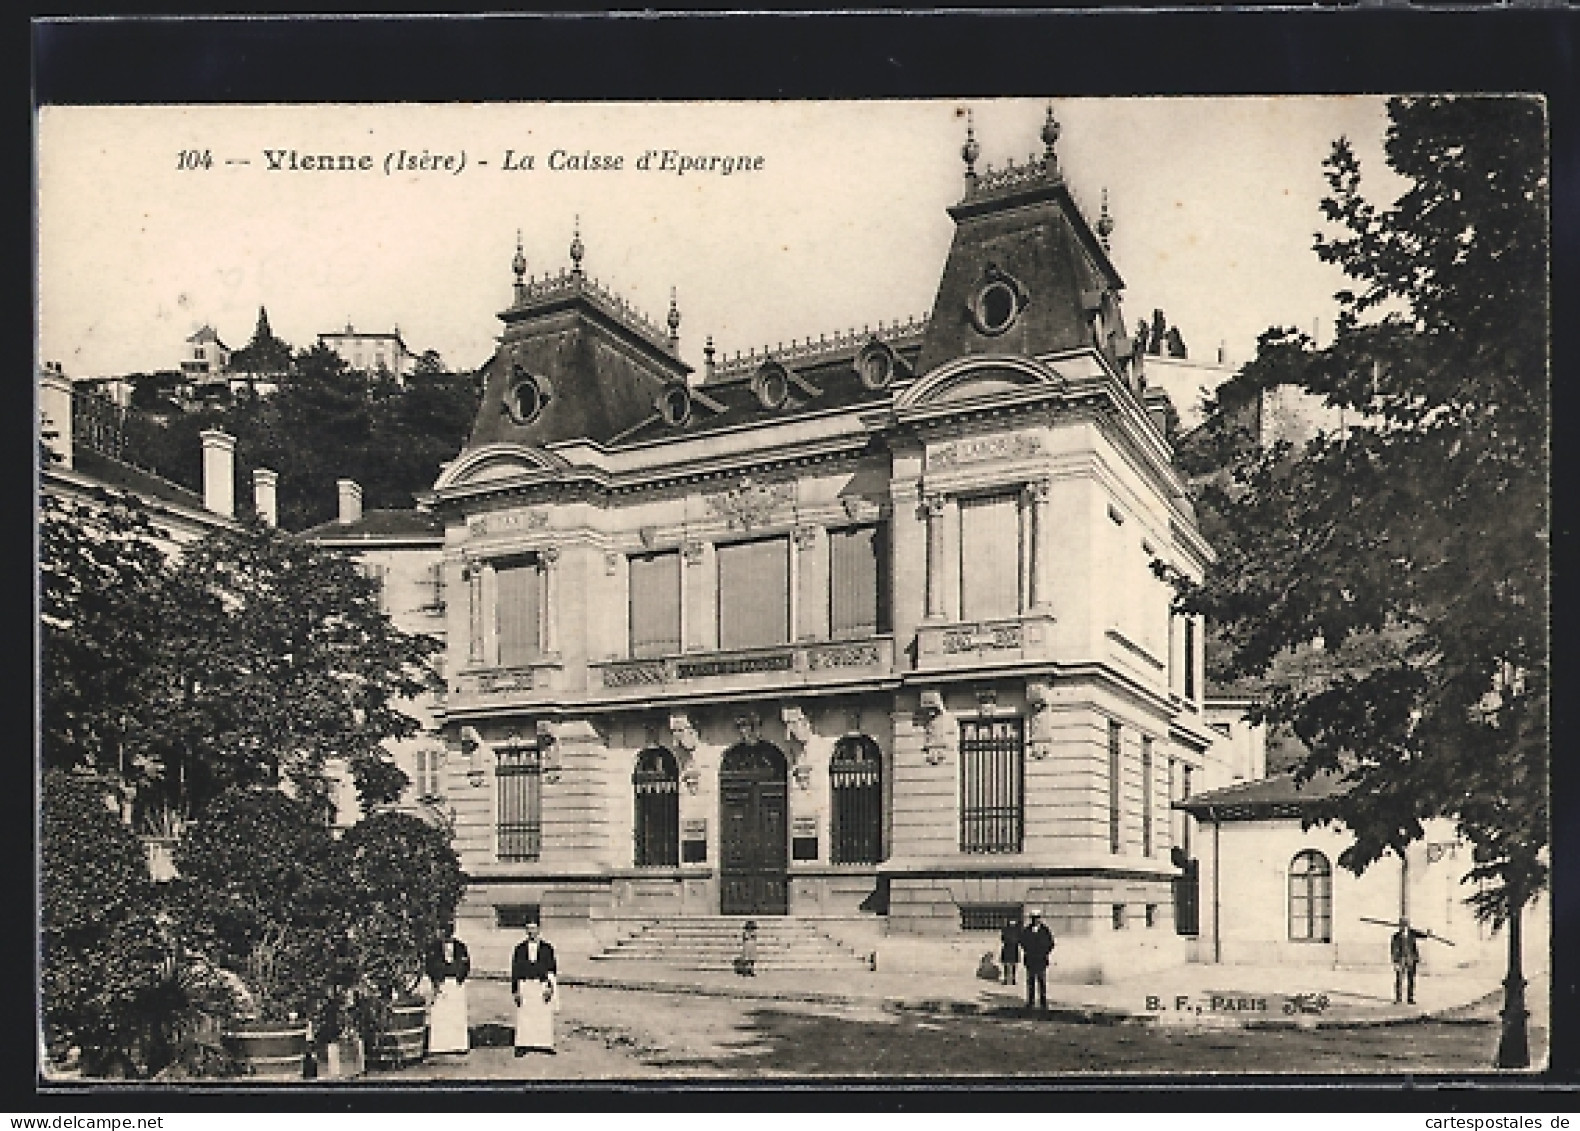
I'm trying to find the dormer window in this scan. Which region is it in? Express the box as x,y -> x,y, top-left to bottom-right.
856,339 -> 899,391
657,382 -> 692,427
505,365 -> 551,426
968,265 -> 1028,337
751,361 -> 791,410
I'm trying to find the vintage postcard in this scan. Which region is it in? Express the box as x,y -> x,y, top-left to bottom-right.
36,90 -> 1551,1087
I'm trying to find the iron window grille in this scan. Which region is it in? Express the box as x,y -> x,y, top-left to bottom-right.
830,735 -> 883,864
959,717 -> 1024,854
633,746 -> 680,867
496,743 -> 542,862
959,904 -> 1023,932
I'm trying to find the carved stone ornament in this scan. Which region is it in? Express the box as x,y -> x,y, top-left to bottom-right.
681,539 -> 705,566
841,496 -> 867,522
1026,679 -> 1055,759
976,688 -> 998,717
929,431 -> 1046,471
793,525 -> 819,551
604,551 -> 620,576
781,704 -> 814,789
706,477 -> 794,531
459,725 -> 489,787
539,545 -> 561,566
468,509 -> 549,538
735,712 -> 762,743
922,492 -> 948,518
918,690 -> 957,766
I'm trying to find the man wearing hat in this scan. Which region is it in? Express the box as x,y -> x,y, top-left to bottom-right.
1390,917 -> 1424,1005
1019,908 -> 1056,1011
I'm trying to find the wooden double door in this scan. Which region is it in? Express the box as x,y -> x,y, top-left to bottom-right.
719,740 -> 788,915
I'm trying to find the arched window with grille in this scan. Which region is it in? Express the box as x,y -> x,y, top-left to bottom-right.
830,735 -> 883,864
1288,849 -> 1333,942
633,746 -> 680,867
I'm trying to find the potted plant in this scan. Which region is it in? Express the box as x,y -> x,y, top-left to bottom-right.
172,788 -> 346,1080
335,811 -> 465,1070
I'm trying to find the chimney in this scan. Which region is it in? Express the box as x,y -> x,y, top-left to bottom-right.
337,478 -> 363,525
199,429 -> 236,517
39,365 -> 73,469
253,468 -> 279,527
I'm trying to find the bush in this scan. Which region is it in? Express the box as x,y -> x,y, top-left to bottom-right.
172,787 -> 346,1032
41,770 -> 168,1076
336,812 -> 465,1018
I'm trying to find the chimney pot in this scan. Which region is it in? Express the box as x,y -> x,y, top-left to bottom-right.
199,430 -> 236,518
39,369 -> 74,470
337,479 -> 363,525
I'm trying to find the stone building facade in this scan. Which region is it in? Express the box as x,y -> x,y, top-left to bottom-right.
424,111 -> 1242,977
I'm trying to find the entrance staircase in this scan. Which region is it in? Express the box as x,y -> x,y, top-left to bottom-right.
590,916 -> 874,973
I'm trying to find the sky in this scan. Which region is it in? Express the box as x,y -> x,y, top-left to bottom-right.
36,98 -> 1398,382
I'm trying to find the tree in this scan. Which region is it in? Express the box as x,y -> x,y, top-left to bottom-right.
41,496 -> 438,822
1175,96 -> 1547,1067
228,306 -> 294,376
139,518 -> 437,817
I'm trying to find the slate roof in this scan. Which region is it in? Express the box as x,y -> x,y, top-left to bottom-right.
300,508 -> 444,542
1174,770 -> 1350,821
69,448 -> 209,512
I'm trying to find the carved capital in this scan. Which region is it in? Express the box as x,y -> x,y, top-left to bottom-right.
681,539 -> 705,566
1026,679 -> 1055,758
539,545 -> 561,567
792,524 -> 819,551
1024,477 -> 1052,504
922,492 -> 948,519
918,690 -> 957,766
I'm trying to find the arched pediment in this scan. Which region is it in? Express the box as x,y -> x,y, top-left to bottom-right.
432,443 -> 568,490
894,354 -> 1065,412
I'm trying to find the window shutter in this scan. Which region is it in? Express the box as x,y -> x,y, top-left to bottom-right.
959,494 -> 1021,621
496,558 -> 541,666
716,537 -> 789,650
629,551 -> 682,658
829,525 -> 882,638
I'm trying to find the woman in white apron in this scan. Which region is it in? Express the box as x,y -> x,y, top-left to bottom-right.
424,928 -> 471,1054
510,921 -> 558,1055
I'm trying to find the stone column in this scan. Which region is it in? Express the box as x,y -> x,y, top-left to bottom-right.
1026,478 -> 1053,612
540,546 -> 560,655
923,492 -> 948,620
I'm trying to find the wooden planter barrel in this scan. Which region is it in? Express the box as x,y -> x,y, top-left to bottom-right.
365,1000 -> 427,1070
223,1021 -> 309,1080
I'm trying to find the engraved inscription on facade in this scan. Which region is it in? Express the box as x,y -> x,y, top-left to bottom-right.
928,431 -> 1045,469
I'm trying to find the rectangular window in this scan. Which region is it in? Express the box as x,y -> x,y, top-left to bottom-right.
629,550 -> 682,658
1108,720 -> 1123,854
716,536 -> 789,650
415,748 -> 444,802
1184,616 -> 1197,700
495,557 -> 542,667
495,903 -> 541,930
959,494 -> 1021,622
959,717 -> 1024,854
359,562 -> 389,614
829,524 -> 887,638
496,744 -> 542,862
1141,736 -> 1154,858
960,904 -> 1023,932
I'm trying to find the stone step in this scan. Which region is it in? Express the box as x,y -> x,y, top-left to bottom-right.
592,915 -> 872,972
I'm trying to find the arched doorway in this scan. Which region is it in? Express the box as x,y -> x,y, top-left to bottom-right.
719,740 -> 789,915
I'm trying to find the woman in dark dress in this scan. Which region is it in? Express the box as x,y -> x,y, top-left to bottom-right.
998,919 -> 1021,986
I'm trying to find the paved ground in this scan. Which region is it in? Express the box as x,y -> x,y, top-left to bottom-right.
376,963 -> 1550,1080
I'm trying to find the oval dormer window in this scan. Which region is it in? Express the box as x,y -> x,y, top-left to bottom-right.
504,366 -> 551,426
752,362 -> 791,410
856,340 -> 897,391
975,280 -> 1018,335
657,382 -> 692,427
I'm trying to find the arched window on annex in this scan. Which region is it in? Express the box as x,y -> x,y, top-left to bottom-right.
1288,849 -> 1333,943
830,735 -> 884,865
633,746 -> 680,867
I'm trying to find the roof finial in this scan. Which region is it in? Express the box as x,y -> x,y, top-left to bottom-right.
1042,103 -> 1061,177
961,108 -> 980,185
704,334 -> 716,380
666,287 -> 681,350
512,230 -> 527,303
569,215 -> 585,276
1097,187 -> 1114,250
